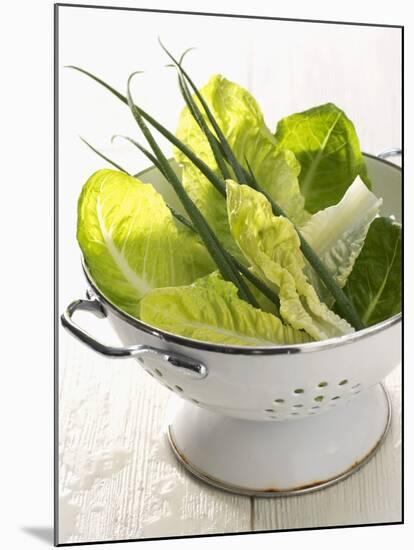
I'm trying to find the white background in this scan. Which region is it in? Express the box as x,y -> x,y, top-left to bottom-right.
1,1 -> 412,550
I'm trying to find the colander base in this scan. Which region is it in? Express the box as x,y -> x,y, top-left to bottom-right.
167,383 -> 391,497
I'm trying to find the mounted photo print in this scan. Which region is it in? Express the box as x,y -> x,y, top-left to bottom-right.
55,4 -> 403,545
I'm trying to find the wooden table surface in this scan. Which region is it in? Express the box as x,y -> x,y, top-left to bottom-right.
58,324 -> 401,544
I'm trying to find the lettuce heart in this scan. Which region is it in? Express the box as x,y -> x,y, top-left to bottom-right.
300,176 -> 382,303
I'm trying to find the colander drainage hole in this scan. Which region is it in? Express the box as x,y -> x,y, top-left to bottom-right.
311,405 -> 320,409
174,385 -> 183,392
293,404 -> 303,408
154,368 -> 163,377
274,398 -> 285,404
318,381 -> 328,388
331,396 -> 340,400
265,408 -> 275,413
352,383 -> 361,390
339,379 -> 348,386
294,388 -> 304,394
190,398 -> 199,404
314,395 -> 324,402
291,412 -> 299,416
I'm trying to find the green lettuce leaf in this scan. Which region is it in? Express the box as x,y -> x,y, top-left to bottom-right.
226,181 -> 353,340
342,217 -> 402,326
77,169 -> 214,316
300,176 -> 382,303
175,75 -> 309,255
244,269 -> 279,315
181,162 -> 244,262
140,272 -> 311,346
274,102 -> 371,213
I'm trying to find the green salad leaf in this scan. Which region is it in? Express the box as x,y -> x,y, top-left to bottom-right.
175,75 -> 310,248
180,162 -> 244,262
77,169 -> 214,316
140,272 -> 311,346
300,176 -> 382,302
342,217 -> 402,326
274,103 -> 371,213
244,269 -> 280,315
226,181 -> 353,340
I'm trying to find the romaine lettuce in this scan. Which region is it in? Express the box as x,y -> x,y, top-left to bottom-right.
300,176 -> 382,302
140,272 -> 311,346
342,217 -> 402,326
77,169 -> 214,316
226,181 -> 353,340
274,102 -> 371,213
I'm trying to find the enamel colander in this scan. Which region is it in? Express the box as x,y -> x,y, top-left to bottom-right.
61,152 -> 401,496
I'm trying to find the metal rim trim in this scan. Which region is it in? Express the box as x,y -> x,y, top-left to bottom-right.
364,150 -> 402,166
137,152 -> 401,178
166,385 -> 391,498
83,261 -> 401,356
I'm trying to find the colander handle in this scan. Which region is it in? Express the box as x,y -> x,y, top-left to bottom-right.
60,297 -> 208,379
378,147 -> 402,160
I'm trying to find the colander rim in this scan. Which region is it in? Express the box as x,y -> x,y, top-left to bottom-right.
83,261 -> 401,356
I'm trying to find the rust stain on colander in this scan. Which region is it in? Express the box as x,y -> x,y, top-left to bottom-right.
248,435 -> 386,494
167,420 -> 389,498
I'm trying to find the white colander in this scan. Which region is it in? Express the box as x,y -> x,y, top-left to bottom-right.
61,152 -> 401,496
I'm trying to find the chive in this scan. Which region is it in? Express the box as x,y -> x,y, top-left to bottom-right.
111,134 -> 169,181
244,156 -> 262,191
79,136 -> 129,174
232,259 -> 280,311
158,40 -> 248,184
66,66 -> 226,198
165,45 -> 253,187
168,207 -> 195,231
169,209 -> 280,309
177,73 -> 232,180
163,45 -> 255,185
125,71 -> 259,309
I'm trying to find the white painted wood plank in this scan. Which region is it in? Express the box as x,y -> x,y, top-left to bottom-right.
58,331 -> 251,544
252,366 -> 401,530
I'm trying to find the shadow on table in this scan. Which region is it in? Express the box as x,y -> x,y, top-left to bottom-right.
21,526 -> 54,545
